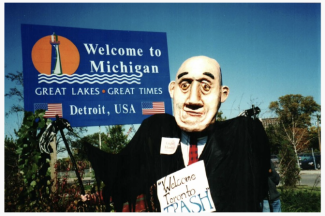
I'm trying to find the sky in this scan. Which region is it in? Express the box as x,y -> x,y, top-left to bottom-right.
3,2 -> 321,141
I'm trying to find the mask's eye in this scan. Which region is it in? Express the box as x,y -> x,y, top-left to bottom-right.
201,82 -> 211,92
180,81 -> 190,91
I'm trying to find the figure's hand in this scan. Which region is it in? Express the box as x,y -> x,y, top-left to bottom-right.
81,194 -> 90,202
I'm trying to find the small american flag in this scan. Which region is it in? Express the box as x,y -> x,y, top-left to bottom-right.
141,101 -> 165,115
34,103 -> 63,118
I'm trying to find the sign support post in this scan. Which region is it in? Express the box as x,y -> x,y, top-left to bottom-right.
99,126 -> 101,149
49,137 -> 57,193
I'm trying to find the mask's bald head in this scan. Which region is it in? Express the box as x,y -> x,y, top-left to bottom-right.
177,56 -> 223,85
169,56 -> 229,132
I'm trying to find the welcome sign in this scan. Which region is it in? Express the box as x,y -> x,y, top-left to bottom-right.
21,24 -> 172,127
157,161 -> 216,213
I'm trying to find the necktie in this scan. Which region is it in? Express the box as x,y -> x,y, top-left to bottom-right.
188,135 -> 198,166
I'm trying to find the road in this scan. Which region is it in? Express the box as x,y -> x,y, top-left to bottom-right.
298,169 -> 321,187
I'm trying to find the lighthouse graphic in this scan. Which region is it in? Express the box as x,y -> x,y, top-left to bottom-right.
50,32 -> 63,75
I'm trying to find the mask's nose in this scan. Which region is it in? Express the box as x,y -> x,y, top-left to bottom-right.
186,82 -> 203,109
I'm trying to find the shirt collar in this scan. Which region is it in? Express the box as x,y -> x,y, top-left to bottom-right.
181,130 -> 208,146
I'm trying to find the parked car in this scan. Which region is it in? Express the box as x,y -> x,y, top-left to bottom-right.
299,153 -> 321,170
298,153 -> 313,161
271,154 -> 279,168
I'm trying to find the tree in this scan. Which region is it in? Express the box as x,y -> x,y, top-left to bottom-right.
55,126 -> 88,156
269,95 -> 320,156
216,111 -> 227,121
73,125 -> 129,160
71,132 -> 106,161
269,94 -> 320,186
5,110 -> 53,211
265,124 -> 282,155
5,111 -> 105,212
5,71 -> 24,117
269,94 -> 320,128
308,126 -> 321,152
103,125 -> 129,154
5,136 -> 19,181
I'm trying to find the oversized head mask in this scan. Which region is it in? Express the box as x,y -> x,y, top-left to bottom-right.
169,56 -> 229,132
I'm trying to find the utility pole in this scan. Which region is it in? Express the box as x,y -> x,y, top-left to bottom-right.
317,115 -> 321,153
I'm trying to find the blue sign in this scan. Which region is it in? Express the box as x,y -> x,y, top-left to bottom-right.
22,24 -> 172,127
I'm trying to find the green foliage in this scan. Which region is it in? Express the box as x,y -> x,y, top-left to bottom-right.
5,111 -> 106,212
75,125 -> 129,155
72,132 -> 104,157
268,94 -> 321,187
5,110 -> 53,211
103,125 -> 129,154
5,136 -> 19,180
266,124 -> 301,186
269,94 -> 320,128
56,126 -> 88,156
5,71 -> 24,117
265,124 -> 282,155
308,126 -> 321,151
216,111 -> 227,121
280,186 -> 321,212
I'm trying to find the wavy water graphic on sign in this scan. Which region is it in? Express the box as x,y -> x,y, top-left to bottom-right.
38,74 -> 142,84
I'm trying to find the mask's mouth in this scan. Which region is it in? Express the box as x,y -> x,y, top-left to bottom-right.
183,104 -> 204,116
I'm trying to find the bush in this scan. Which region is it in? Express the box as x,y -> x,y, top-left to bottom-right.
280,186 -> 321,212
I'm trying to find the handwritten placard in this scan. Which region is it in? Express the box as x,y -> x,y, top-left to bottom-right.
156,161 -> 216,213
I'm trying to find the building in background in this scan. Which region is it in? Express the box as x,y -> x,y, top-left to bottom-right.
260,118 -> 279,129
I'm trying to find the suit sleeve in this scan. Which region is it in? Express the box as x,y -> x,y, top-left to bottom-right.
84,117 -> 153,211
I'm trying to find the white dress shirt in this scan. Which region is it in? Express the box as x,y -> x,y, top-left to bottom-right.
180,131 -> 207,167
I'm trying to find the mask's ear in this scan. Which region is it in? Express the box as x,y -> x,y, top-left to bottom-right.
220,86 -> 229,103
169,81 -> 176,99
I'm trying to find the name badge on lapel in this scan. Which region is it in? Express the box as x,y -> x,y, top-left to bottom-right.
160,137 -> 180,155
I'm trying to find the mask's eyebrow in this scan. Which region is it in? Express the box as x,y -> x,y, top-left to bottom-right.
177,72 -> 188,79
203,72 -> 215,79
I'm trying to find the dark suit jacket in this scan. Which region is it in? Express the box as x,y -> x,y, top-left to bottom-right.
85,114 -> 270,212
